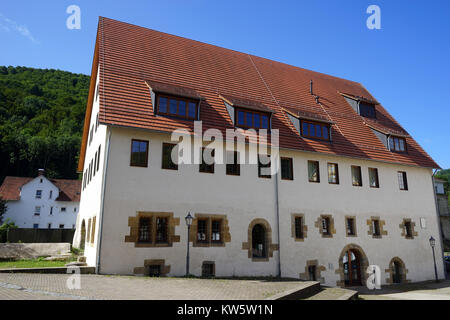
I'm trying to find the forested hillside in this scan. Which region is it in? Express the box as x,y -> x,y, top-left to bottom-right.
436,169 -> 450,205
0,66 -> 89,182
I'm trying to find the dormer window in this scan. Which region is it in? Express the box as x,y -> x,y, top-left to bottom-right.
236,108 -> 269,130
301,120 -> 330,141
340,92 -> 378,119
146,80 -> 201,121
219,94 -> 272,131
389,136 -> 407,153
359,102 -> 376,118
156,94 -> 197,120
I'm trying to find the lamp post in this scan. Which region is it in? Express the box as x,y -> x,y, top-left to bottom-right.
429,236 -> 439,283
185,212 -> 193,277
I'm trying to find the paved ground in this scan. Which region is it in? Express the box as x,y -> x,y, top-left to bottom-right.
304,287 -> 357,300
357,280 -> 450,300
0,273 -> 315,300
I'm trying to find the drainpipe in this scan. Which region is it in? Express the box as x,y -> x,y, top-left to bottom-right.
274,161 -> 281,278
95,127 -> 112,274
431,169 -> 446,280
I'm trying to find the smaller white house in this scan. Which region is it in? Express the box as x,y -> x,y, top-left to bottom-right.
0,169 -> 81,229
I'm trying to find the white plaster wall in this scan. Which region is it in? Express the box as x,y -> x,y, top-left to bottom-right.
72,67 -> 107,266
95,126 -> 445,286
278,149 -> 445,286
3,176 -> 78,229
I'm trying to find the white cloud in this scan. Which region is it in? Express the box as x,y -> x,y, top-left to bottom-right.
0,13 -> 39,44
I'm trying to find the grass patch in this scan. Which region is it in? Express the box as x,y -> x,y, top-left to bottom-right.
0,257 -> 75,269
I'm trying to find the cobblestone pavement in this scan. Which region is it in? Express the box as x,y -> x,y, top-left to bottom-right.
357,280 -> 450,300
0,273 -> 314,300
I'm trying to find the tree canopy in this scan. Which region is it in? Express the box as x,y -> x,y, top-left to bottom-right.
436,169 -> 450,205
0,66 -> 89,182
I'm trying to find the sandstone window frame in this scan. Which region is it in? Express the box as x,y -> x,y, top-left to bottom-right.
314,214 -> 336,238
90,216 -> 96,244
87,218 -> 91,244
125,212 -> 180,248
201,261 -> 215,277
299,260 -> 326,283
133,259 -> 171,277
367,216 -> 387,239
399,218 -> 418,239
242,218 -> 278,262
291,214 -> 307,241
335,244 -> 370,287
190,214 -> 230,247
385,257 -> 410,284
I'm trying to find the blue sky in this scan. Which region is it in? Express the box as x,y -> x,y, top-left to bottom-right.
1,0 -> 449,168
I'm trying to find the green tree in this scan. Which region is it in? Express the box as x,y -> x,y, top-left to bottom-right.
0,219 -> 16,243
436,169 -> 450,206
0,66 -> 89,181
0,196 -> 6,225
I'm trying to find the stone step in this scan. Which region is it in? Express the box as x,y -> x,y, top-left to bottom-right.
267,281 -> 321,300
303,286 -> 359,300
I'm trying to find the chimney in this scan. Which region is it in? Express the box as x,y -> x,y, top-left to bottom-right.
38,169 -> 45,176
310,80 -> 313,95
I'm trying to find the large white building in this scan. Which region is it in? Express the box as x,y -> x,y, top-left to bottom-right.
73,17 -> 446,287
0,170 -> 81,230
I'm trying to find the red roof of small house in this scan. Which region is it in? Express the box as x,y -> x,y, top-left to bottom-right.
0,177 -> 33,201
78,17 -> 439,171
0,176 -> 81,202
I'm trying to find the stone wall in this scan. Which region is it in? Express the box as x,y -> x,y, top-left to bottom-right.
0,243 -> 71,260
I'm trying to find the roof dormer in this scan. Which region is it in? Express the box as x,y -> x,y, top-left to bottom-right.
340,92 -> 378,119
284,108 -> 333,142
219,94 -> 272,130
146,80 -> 202,121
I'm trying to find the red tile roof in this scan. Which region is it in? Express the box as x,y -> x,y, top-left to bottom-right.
78,17 -> 439,171
0,177 -> 32,201
0,176 -> 81,202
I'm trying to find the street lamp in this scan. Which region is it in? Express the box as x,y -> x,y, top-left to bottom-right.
429,236 -> 439,282
185,212 -> 193,276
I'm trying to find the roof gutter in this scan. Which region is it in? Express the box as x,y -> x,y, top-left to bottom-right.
431,169 -> 446,278
274,166 -> 282,278
95,127 -> 112,274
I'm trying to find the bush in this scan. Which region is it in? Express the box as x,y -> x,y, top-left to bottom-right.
0,219 -> 17,243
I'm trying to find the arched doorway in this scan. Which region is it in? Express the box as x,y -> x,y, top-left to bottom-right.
252,224 -> 266,258
342,249 -> 362,286
242,218 -> 278,262
80,220 -> 86,251
392,261 -> 402,284
336,244 -> 369,287
386,257 -> 408,284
